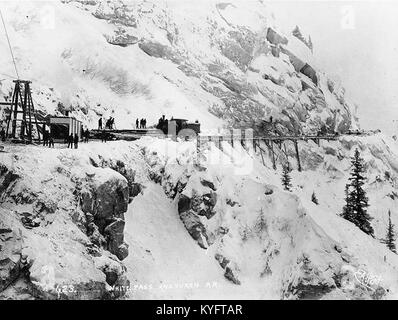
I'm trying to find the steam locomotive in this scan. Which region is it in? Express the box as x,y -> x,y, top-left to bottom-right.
157,118 -> 200,136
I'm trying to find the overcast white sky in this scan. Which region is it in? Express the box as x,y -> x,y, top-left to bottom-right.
267,0 -> 398,135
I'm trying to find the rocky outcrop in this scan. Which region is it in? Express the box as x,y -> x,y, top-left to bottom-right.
109,160 -> 144,203
0,226 -> 27,293
138,41 -> 182,64
80,168 -> 130,260
266,28 -> 288,46
177,178 -> 218,249
105,32 -> 139,47
219,28 -> 256,71
92,1 -> 137,27
0,164 -> 19,201
215,254 -> 241,285
0,144 -> 135,300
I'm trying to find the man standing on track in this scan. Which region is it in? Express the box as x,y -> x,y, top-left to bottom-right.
48,131 -> 54,148
67,134 -> 73,148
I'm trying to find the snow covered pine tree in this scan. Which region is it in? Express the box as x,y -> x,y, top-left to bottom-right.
341,185 -> 353,221
341,148 -> 374,237
383,210 -> 397,253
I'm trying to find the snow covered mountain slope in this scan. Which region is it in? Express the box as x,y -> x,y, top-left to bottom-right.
1,133 -> 398,299
1,0 -> 398,301
0,0 -> 356,133
132,135 -> 398,299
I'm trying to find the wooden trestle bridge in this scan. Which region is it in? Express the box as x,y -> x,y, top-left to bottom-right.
90,129 -> 369,172
196,133 -> 342,172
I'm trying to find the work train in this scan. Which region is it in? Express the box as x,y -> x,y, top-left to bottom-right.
157,118 -> 201,136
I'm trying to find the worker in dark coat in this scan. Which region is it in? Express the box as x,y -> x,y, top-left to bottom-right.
48,131 -> 54,148
157,117 -> 163,130
42,130 -> 48,146
84,129 -> 89,143
73,134 -> 79,149
101,130 -> 107,143
107,117 -> 113,129
67,134 -> 73,148
73,133 -> 79,149
136,118 -> 139,129
98,118 -> 102,130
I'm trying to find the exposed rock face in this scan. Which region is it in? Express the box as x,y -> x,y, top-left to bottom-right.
80,168 -> 130,260
104,219 -> 128,260
0,144 -> 138,299
177,179 -> 218,249
266,28 -> 288,46
138,41 -> 182,64
0,164 -> 19,201
0,227 -> 25,293
105,29 -> 139,47
215,254 -> 241,285
109,160 -> 144,202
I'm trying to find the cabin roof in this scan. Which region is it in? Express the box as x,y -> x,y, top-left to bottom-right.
50,116 -> 81,121
170,118 -> 188,122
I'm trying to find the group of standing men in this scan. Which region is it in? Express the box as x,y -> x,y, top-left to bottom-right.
42,130 -> 55,148
82,128 -> 90,143
98,116 -> 115,130
98,116 -> 148,130
66,134 -> 80,149
136,118 -> 147,129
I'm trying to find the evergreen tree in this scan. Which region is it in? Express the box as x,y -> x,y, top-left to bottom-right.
308,35 -> 313,52
383,210 -> 397,253
311,191 -> 319,205
341,148 -> 374,236
341,185 -> 354,222
281,165 -> 292,192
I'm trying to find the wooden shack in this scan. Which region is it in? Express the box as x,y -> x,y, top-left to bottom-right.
49,116 -> 82,141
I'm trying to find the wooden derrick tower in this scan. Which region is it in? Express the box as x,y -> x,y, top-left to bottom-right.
5,80 -> 41,143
